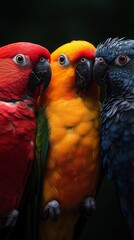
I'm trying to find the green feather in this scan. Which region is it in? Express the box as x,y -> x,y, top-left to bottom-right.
11,107 -> 49,240
9,107 -> 49,240
27,107 -> 49,240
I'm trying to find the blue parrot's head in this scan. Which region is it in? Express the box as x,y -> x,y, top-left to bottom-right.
93,37 -> 134,97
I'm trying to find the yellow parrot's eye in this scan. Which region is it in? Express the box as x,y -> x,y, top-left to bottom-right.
81,58 -> 86,63
58,54 -> 70,66
13,54 -> 30,67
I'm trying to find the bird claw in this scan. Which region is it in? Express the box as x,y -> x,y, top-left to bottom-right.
5,209 -> 19,227
42,200 -> 61,221
81,197 -> 96,216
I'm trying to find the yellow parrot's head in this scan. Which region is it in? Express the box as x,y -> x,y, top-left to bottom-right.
40,40 -> 99,104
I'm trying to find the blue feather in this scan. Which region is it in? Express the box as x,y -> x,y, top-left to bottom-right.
94,37 -> 134,239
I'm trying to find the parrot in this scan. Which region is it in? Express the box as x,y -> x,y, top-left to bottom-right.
0,42 -> 51,240
38,40 -> 101,240
93,37 -> 134,239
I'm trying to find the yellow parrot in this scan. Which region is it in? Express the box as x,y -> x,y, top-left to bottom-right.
38,40 -> 101,240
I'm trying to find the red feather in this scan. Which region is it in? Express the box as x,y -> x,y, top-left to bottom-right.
0,42 -> 51,228
0,100 -> 36,212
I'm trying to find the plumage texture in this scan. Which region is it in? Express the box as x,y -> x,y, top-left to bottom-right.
38,40 -> 101,240
0,42 -> 51,239
94,38 -> 134,239
25,108 -> 50,240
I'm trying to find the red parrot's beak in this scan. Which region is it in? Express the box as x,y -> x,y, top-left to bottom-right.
28,58 -> 51,93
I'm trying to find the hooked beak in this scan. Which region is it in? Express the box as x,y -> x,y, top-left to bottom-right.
28,58 -> 51,93
93,57 -> 109,85
75,58 -> 94,90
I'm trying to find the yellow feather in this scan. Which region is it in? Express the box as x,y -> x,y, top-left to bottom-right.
39,40 -> 101,240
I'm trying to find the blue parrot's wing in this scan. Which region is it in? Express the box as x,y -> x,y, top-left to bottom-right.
101,100 -> 134,232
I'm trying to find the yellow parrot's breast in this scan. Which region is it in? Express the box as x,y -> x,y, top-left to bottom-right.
43,97 -> 101,210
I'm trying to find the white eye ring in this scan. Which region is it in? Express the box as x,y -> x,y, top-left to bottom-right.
81,58 -> 86,63
115,55 -> 130,66
58,53 -> 70,66
13,54 -> 28,67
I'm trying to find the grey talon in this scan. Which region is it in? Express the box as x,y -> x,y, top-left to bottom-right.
42,200 -> 61,221
5,209 -> 19,227
81,197 -> 96,216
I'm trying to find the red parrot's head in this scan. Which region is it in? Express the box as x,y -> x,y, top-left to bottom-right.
0,42 -> 51,101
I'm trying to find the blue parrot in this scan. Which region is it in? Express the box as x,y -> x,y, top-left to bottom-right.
93,38 -> 134,239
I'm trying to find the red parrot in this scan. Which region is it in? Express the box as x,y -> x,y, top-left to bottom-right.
38,40 -> 101,240
0,42 -> 51,234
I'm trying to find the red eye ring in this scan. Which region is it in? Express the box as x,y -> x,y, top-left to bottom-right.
118,55 -> 127,64
115,55 -> 130,66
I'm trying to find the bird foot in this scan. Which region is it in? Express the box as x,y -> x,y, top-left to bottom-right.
4,209 -> 19,227
42,200 -> 61,221
81,197 -> 96,216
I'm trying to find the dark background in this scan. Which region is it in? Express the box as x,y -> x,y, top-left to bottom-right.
1,0 -> 134,51
1,0 -> 133,239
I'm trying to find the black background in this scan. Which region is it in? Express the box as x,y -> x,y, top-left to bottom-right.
1,0 -> 134,51
1,0 -> 133,239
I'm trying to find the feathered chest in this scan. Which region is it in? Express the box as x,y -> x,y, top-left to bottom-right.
43,97 -> 100,208
101,97 -> 134,199
0,101 -> 36,155
0,100 -> 37,213
101,97 -> 134,163
0,101 -> 36,138
45,97 -> 100,167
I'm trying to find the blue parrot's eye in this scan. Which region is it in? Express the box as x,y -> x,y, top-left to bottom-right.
13,54 -> 28,67
115,55 -> 130,66
58,54 -> 70,66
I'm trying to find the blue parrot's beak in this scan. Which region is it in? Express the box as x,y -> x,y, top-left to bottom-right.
93,57 -> 109,85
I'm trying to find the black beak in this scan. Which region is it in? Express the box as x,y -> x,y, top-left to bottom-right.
28,58 -> 51,93
75,58 -> 94,90
93,57 -> 109,85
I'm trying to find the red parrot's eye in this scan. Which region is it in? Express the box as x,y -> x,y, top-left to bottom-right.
16,55 -> 24,63
115,55 -> 130,66
39,57 -> 46,63
13,54 -> 31,67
